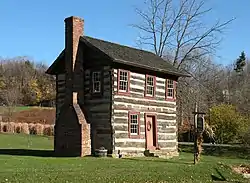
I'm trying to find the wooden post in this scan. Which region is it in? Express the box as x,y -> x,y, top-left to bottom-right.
193,105 -> 206,165
193,103 -> 198,165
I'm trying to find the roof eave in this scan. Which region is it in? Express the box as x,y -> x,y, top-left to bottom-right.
45,50 -> 65,75
114,58 -> 190,77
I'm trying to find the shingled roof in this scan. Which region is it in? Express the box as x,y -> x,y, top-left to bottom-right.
46,36 -> 189,77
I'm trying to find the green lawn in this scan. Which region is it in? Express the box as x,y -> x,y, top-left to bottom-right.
0,133 -> 249,183
0,106 -> 55,114
0,106 -> 30,114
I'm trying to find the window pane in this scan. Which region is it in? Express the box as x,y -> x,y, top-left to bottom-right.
130,114 -> 138,134
119,70 -> 128,92
146,76 -> 155,96
167,79 -> 174,98
92,72 -> 101,93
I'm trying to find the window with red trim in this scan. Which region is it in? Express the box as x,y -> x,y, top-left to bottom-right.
128,112 -> 140,137
166,79 -> 176,99
145,75 -> 155,97
118,70 -> 129,93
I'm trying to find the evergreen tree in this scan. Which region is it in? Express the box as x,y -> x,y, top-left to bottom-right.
234,51 -> 246,72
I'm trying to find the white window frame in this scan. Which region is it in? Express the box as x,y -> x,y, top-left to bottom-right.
118,70 -> 129,93
92,71 -> 101,93
129,113 -> 139,135
166,79 -> 175,98
145,75 -> 155,97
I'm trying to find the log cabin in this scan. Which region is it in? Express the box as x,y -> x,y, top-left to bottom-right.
46,16 -> 189,158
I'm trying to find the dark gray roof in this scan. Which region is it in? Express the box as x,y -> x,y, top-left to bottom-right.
80,36 -> 189,77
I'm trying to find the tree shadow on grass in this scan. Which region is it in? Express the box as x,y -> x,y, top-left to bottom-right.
211,168 -> 227,182
0,149 -> 55,157
0,149 -> 95,158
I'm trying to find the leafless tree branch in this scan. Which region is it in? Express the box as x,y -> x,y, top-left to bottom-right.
133,0 -> 235,69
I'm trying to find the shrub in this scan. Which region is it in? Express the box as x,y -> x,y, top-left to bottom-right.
209,104 -> 250,144
242,127 -> 250,145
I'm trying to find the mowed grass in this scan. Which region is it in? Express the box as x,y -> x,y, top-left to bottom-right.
0,106 -> 54,114
0,106 -> 30,114
0,133 -> 249,183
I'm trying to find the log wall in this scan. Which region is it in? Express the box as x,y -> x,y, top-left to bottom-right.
83,66 -> 112,153
111,69 -> 178,156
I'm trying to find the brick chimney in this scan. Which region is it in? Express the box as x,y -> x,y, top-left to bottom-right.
64,16 -> 84,104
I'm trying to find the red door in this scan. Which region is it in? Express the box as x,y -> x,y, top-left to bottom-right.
145,115 -> 157,150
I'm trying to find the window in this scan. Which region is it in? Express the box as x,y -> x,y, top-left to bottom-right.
92,71 -> 101,93
166,79 -> 176,100
145,75 -> 155,97
129,112 -> 140,138
118,69 -> 130,93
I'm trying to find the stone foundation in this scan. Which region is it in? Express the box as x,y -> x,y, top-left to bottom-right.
111,149 -> 179,159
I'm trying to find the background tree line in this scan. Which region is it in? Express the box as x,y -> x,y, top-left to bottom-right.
0,57 -> 55,107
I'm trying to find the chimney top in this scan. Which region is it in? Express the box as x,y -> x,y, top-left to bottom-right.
64,16 -> 84,23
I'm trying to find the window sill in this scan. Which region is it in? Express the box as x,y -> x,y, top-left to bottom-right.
166,97 -> 176,102
144,95 -> 155,99
128,134 -> 143,139
117,91 -> 130,96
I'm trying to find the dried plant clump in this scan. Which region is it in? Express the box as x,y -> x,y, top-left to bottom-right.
6,122 -> 15,133
28,123 -> 36,135
20,123 -> 29,134
35,124 -> 44,135
51,125 -> 54,136
0,122 -> 7,132
15,123 -> 22,133
43,125 -> 53,136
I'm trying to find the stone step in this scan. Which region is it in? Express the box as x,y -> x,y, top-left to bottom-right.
145,150 -> 178,159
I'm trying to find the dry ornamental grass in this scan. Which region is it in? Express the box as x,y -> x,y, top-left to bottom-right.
0,122 -> 54,136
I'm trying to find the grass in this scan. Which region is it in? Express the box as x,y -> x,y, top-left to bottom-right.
179,144 -> 250,159
0,106 -> 30,114
0,133 -> 249,183
0,106 -> 55,114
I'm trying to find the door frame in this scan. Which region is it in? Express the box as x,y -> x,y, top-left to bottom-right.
144,113 -> 158,150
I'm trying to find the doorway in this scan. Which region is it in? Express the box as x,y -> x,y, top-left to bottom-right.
145,114 -> 157,150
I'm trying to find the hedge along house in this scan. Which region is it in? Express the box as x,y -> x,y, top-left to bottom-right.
46,16 -> 189,157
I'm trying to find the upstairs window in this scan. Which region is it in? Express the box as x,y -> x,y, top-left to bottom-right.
129,112 -> 140,138
118,69 -> 130,93
145,75 -> 156,97
92,71 -> 101,93
166,79 -> 176,100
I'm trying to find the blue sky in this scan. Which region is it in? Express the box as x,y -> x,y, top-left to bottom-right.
0,0 -> 249,66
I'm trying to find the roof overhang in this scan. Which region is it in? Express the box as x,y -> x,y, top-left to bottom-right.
113,58 -> 190,77
45,50 -> 65,75
45,37 -> 191,78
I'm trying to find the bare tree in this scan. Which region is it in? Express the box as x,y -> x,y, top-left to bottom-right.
0,57 -> 55,107
1,87 -> 22,121
133,0 -> 234,69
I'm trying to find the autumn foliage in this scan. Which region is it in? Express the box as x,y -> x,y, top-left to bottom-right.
0,57 -> 55,106
209,104 -> 250,144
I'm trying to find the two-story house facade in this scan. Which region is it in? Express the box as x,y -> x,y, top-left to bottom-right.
46,16 -> 189,158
